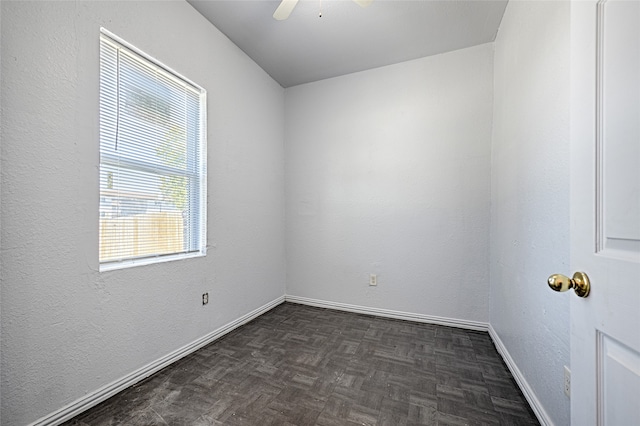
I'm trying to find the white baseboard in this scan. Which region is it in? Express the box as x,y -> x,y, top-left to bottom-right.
31,295 -> 550,426
285,295 -> 489,331
30,295 -> 285,426
488,324 -> 553,426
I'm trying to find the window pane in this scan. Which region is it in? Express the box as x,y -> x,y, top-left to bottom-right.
99,32 -> 206,268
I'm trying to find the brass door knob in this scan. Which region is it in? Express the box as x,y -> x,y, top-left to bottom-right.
548,272 -> 590,298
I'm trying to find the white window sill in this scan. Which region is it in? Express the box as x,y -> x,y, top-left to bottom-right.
99,251 -> 205,272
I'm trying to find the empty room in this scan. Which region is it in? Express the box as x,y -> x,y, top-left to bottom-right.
1,0 -> 638,425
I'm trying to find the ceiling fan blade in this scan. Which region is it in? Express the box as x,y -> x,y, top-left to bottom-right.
273,0 -> 299,20
352,0 -> 373,8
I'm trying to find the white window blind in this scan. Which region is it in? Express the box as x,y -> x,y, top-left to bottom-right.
99,32 -> 206,269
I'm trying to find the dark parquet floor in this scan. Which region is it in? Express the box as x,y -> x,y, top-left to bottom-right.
63,302 -> 539,425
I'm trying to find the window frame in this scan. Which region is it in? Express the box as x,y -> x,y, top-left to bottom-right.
98,29 -> 207,271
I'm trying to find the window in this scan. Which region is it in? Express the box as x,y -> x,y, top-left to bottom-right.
99,30 -> 206,270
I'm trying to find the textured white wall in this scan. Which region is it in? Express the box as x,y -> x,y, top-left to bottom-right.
285,44 -> 493,322
0,1 -> 572,423
490,1 -> 571,425
0,2 -> 285,425
0,2 -> 3,422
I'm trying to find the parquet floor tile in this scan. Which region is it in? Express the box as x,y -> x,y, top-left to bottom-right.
63,303 -> 539,425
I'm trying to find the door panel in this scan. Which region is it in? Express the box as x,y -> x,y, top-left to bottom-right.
600,0 -> 640,253
570,1 -> 640,425
597,332 -> 640,425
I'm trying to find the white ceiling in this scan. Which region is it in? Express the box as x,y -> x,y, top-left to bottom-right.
187,0 -> 508,88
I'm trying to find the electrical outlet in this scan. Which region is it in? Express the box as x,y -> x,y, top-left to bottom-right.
369,274 -> 377,286
564,365 -> 571,397
202,293 -> 209,305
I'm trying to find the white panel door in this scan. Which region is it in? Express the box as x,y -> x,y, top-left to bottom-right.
570,1 -> 640,425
